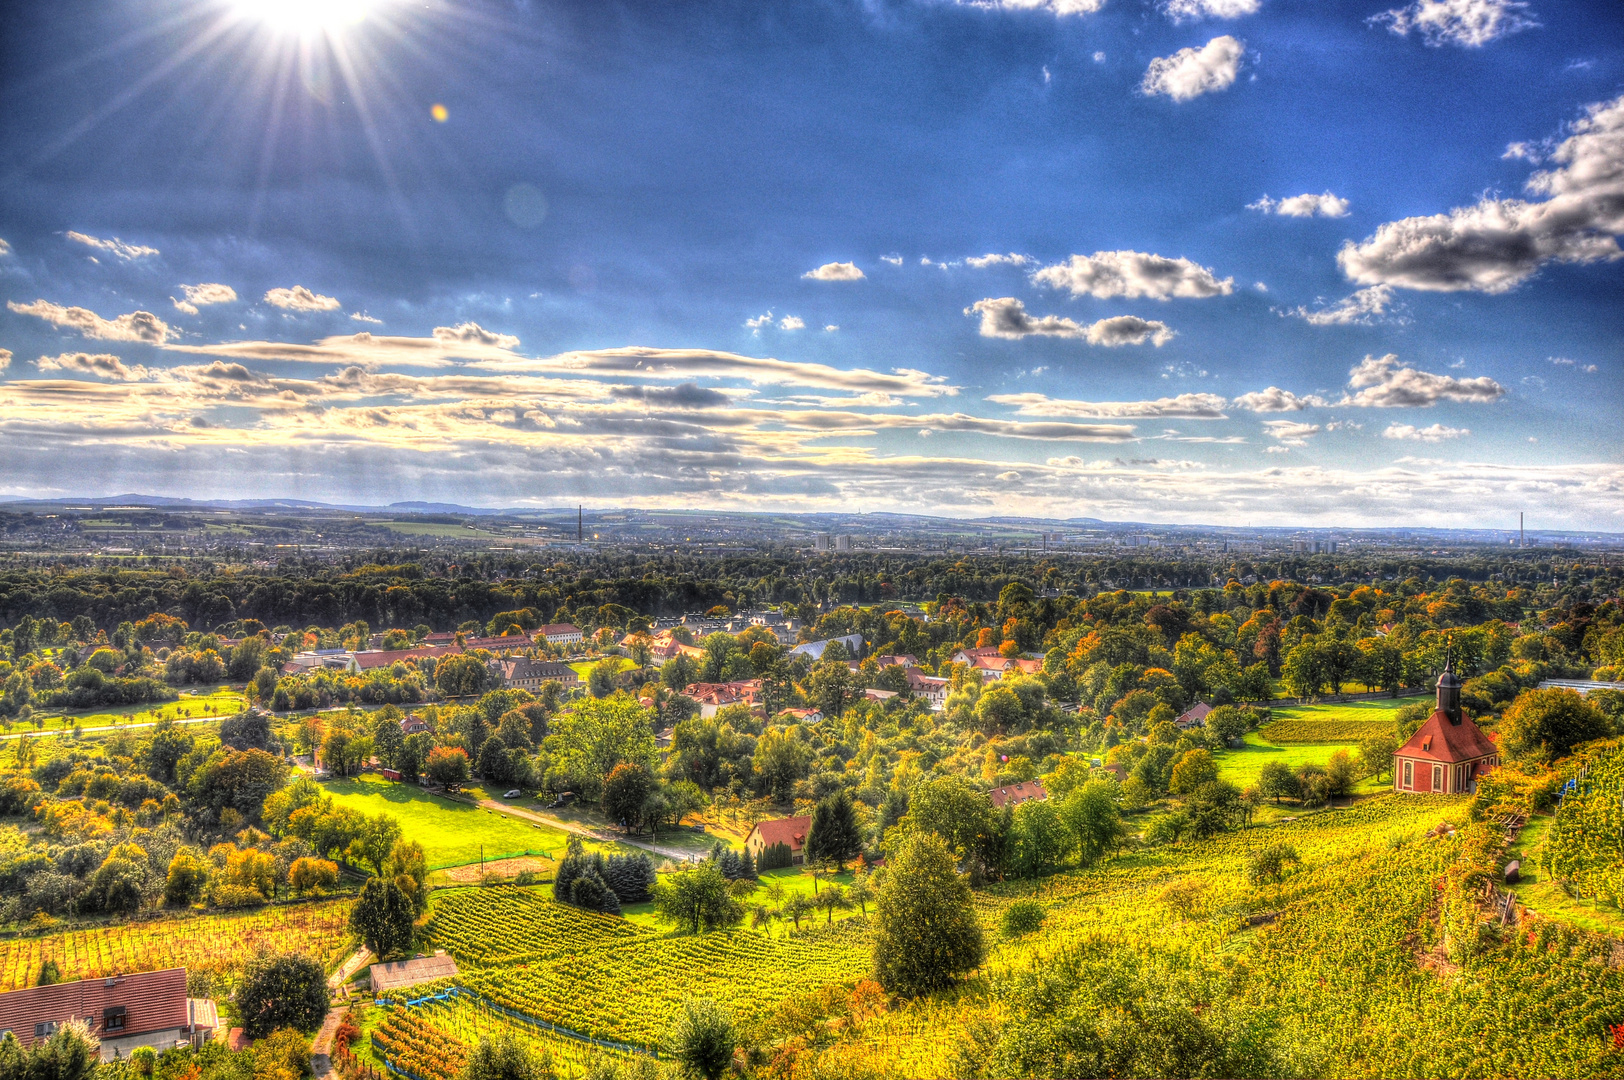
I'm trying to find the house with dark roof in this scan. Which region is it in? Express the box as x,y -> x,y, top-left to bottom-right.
369,953 -> 459,995
744,814 -> 812,865
0,968 -> 215,1060
989,781 -> 1047,809
1394,660 -> 1499,794
487,656 -> 579,690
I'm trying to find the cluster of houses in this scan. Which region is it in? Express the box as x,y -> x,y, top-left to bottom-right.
283,624 -> 584,676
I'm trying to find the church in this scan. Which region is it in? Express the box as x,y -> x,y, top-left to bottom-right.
1392,658 -> 1499,795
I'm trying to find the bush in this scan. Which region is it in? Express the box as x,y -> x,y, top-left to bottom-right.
663,998 -> 735,1080
756,841 -> 794,871
236,953 -> 328,1037
210,884 -> 268,910
1245,843 -> 1300,886
1001,900 -> 1046,937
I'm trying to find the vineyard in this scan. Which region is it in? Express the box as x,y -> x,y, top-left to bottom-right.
425,887 -> 646,964
370,991 -> 643,1078
0,900 -> 354,991
1259,719 -> 1395,743
1539,739 -> 1624,909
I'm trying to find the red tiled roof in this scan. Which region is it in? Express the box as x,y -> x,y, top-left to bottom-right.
1177,702 -> 1213,726
1396,709 -> 1498,764
989,781 -> 1047,808
538,623 -> 581,637
748,814 -> 812,853
0,968 -> 189,1050
353,646 -> 450,671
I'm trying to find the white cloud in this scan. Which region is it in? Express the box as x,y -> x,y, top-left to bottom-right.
1370,0 -> 1537,47
824,325 -> 839,332
989,391 -> 1228,418
965,253 -> 1033,268
745,312 -> 774,332
1503,141 -> 1540,162
1141,36 -> 1245,101
1339,94 -> 1624,293
1288,284 -> 1397,326
65,231 -> 159,260
36,351 -> 148,381
966,298 -> 1174,345
1092,51 -> 1106,63
264,286 -> 342,311
7,299 -> 173,344
1341,353 -> 1505,407
960,0 -> 1107,14
0,349 -> 10,371
433,322 -> 520,349
880,255 -> 903,266
1262,419 -> 1321,446
1031,250 -> 1233,300
172,283 -> 238,315
803,262 -> 865,281
1232,387 -> 1329,411
1161,0 -> 1260,21
0,239 -> 10,256
1249,191 -> 1351,217
1383,422 -> 1470,441
350,312 -> 383,324
779,316 -> 806,330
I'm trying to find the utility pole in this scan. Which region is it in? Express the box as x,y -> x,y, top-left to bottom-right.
578,505 -> 583,543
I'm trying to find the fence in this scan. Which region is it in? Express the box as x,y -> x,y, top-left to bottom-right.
1264,686 -> 1430,709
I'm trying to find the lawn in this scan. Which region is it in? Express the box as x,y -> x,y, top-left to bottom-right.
1214,731 -> 1364,789
4,687 -> 244,736
1266,696 -> 1419,724
321,776 -> 572,869
567,656 -> 633,679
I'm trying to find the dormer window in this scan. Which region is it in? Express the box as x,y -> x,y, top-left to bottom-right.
1421,735 -> 1432,751
103,1007 -> 127,1031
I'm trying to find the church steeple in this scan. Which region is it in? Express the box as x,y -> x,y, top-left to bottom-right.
1436,641 -> 1462,726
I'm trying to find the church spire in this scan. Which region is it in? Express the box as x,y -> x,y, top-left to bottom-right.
1436,638 -> 1462,725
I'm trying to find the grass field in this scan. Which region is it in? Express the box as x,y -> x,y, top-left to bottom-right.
567,657 -> 632,679
322,776 -> 573,869
1214,731 -> 1364,789
3,687 -> 244,736
1504,813 -> 1624,937
1267,696 -> 1417,724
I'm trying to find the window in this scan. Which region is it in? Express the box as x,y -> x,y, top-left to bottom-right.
103,1007 -> 127,1032
1402,760 -> 1412,788
1432,765 -> 1443,792
35,1022 -> 57,1038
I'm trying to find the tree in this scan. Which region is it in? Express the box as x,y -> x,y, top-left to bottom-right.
425,746 -> 470,788
373,716 -> 405,768
545,694 -> 657,800
1245,842 -> 1300,885
436,654 -> 489,698
602,761 -> 655,832
871,833 -> 985,996
348,814 -> 403,875
1280,642 -> 1327,700
806,660 -> 858,717
461,1033 -> 547,1080
350,876 -> 416,960
847,871 -> 876,915
163,847 -> 209,907
804,790 -> 863,870
974,685 -> 1025,735
236,953 -> 329,1037
252,1028 -> 313,1080
1257,760 -> 1299,804
814,883 -> 853,924
653,862 -> 743,934
1324,749 -> 1358,798
906,776 -> 999,871
15,1020 -> 99,1080
385,839 -> 431,913
1358,733 -> 1398,783
1500,687 -> 1610,765
663,998 -> 735,1080
751,728 -> 812,803
289,857 -> 339,895
1057,780 -> 1124,868
1010,797 -> 1071,878
781,892 -> 815,930
1183,780 -> 1241,839
1169,748 -> 1218,795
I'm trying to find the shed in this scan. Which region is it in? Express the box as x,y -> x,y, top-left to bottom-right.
369,953 -> 460,995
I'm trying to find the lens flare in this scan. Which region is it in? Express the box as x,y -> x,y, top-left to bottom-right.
233,0 -> 375,34
431,103 -> 449,122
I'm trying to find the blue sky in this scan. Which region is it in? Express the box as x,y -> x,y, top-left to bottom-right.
0,0 -> 1620,527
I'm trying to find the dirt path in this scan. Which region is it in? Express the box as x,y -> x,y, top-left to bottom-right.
328,945 -> 373,990
475,798 -> 696,862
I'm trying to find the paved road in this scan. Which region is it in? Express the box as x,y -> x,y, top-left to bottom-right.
474,797 -> 697,862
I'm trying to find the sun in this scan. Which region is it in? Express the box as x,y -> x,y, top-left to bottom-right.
231,0 -> 378,34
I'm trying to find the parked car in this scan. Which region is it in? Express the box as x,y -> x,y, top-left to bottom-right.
503,789 -> 522,799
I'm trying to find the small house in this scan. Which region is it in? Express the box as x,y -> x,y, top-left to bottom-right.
1176,702 -> 1213,729
989,781 -> 1047,809
369,953 -> 459,996
744,815 -> 812,866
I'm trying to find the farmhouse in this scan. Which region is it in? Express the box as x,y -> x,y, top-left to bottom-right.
744,814 -> 812,866
1393,660 -> 1499,794
369,953 -> 460,995
0,968 -> 216,1059
537,623 -> 584,645
905,669 -> 949,711
989,781 -> 1047,809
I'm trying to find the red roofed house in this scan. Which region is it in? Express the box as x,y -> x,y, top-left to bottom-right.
989,781 -> 1047,809
0,968 -> 216,1059
1394,659 -> 1498,795
1176,702 -> 1213,729
744,814 -> 812,866
538,623 -> 584,645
